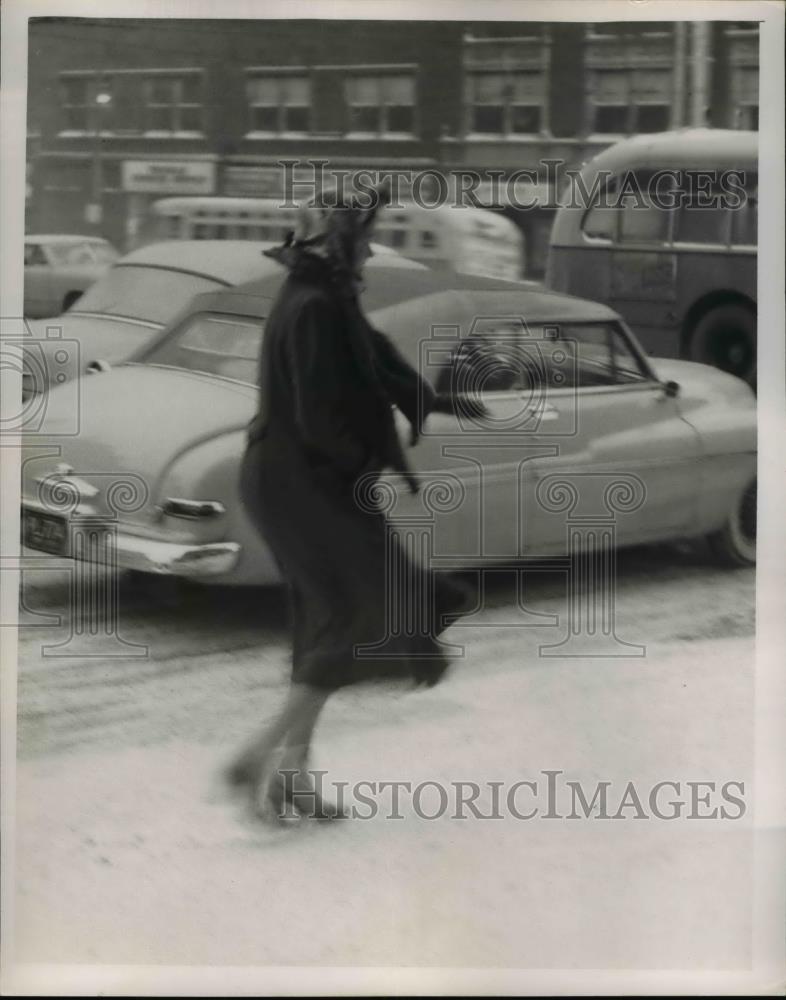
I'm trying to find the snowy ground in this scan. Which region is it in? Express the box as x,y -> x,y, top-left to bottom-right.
9,544 -> 757,984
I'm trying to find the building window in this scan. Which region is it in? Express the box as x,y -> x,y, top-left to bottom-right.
246,73 -> 311,134
586,25 -> 674,136
727,24 -> 759,131
467,71 -> 544,135
60,75 -> 114,132
462,31 -> 550,138
59,70 -> 205,136
345,73 -> 415,136
591,67 -> 671,134
145,73 -> 204,133
61,76 -> 91,131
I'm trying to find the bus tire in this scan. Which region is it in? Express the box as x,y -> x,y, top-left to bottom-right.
688,303 -> 756,384
706,479 -> 756,568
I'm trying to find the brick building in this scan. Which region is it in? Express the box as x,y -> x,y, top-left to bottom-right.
26,17 -> 759,276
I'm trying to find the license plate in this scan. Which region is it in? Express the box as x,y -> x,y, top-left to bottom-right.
22,508 -> 68,556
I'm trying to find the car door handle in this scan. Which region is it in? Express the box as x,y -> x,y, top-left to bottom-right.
523,401 -> 560,421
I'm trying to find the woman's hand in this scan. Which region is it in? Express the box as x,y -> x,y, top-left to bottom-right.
409,394 -> 488,446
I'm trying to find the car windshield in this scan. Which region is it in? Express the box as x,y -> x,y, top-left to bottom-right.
73,265 -> 226,324
143,312 -> 262,382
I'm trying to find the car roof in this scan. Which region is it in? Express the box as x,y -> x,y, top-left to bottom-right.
116,240 -> 291,286
189,267 -> 620,323
583,128 -> 758,172
26,234 -> 112,244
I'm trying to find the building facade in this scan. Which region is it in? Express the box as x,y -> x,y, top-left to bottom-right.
26,18 -> 759,276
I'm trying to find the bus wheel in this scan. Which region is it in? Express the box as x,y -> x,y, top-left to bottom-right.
706,479 -> 756,568
688,303 -> 756,384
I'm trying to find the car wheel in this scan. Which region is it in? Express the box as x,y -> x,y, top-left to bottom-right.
62,290 -> 83,311
706,479 -> 756,568
120,569 -> 197,605
688,303 -> 756,385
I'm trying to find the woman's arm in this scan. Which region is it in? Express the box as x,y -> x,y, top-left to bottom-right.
369,326 -> 487,440
368,326 -> 435,439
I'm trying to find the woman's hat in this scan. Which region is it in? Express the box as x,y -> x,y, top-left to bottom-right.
264,179 -> 392,275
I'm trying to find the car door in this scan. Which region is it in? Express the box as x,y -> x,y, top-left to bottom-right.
389,317 -> 573,566
527,321 -> 703,551
24,242 -> 53,317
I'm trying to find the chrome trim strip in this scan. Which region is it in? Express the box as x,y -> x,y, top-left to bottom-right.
64,311 -> 163,330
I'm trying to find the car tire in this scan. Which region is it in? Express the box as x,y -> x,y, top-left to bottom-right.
706,479 -> 756,568
62,290 -> 83,311
688,303 -> 757,385
120,569 -> 198,606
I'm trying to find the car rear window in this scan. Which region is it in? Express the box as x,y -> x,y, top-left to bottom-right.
143,312 -> 262,382
74,265 -> 226,325
47,241 -> 100,266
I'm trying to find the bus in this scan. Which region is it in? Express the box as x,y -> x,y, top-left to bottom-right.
546,129 -> 757,384
137,196 -> 526,282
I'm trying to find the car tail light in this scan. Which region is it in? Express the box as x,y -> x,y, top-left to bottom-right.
158,498 -> 226,520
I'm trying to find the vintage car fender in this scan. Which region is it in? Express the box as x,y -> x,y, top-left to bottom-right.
155,429 -> 282,586
650,358 -> 756,535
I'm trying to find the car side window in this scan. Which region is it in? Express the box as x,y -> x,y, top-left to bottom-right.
554,323 -> 648,388
439,320 -> 583,398
437,322 -> 532,397
146,313 -> 263,383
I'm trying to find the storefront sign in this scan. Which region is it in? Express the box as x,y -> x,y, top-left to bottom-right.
223,165 -> 312,199
121,160 -> 216,194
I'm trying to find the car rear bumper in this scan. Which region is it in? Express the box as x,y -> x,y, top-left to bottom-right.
107,534 -> 241,577
21,501 -> 240,577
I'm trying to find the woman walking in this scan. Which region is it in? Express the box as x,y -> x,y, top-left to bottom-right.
229,185 -> 477,822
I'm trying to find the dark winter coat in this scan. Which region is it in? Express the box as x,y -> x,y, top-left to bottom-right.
239,257 -> 468,690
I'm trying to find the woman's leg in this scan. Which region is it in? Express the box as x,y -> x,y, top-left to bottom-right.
227,682 -> 327,789
273,685 -> 349,819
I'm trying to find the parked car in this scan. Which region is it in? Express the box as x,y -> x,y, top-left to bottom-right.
24,235 -> 119,318
21,239 -> 404,402
21,264 -> 756,585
